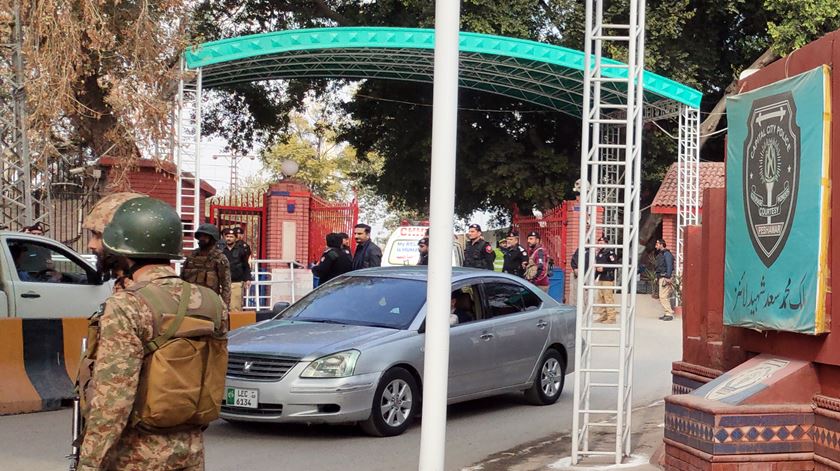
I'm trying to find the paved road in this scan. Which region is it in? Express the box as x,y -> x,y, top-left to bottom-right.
0,295 -> 680,471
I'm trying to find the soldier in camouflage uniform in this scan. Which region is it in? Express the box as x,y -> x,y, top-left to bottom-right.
78,194 -> 226,471
83,192 -> 147,292
181,224 -> 231,307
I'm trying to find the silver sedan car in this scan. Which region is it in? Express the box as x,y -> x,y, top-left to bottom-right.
221,267 -> 576,436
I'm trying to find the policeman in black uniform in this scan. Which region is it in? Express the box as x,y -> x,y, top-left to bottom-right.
462,223 -> 495,270
502,229 -> 528,277
233,226 -> 252,260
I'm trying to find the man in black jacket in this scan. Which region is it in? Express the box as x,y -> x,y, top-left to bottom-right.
502,230 -> 528,277
569,246 -> 590,306
463,223 -> 495,270
312,233 -> 353,284
351,223 -> 382,270
655,238 -> 675,321
221,228 -> 252,310
594,236 -> 618,323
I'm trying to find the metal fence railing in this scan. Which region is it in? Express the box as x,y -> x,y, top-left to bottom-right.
243,259 -> 312,311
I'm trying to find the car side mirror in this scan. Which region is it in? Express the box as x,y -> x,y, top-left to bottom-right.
272,301 -> 290,314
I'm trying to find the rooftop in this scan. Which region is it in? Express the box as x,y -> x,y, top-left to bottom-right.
651,162 -> 725,213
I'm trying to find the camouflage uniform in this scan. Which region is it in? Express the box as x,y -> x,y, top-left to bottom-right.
82,192 -> 146,294
79,265 -> 226,471
181,247 -> 231,307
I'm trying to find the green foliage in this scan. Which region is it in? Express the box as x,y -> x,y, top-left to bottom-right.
765,0 -> 840,55
190,0 -> 840,218
262,109 -> 356,202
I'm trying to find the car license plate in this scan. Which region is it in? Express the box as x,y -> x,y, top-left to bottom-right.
226,387 -> 258,409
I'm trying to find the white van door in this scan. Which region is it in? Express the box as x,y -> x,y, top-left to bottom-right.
4,238 -> 111,318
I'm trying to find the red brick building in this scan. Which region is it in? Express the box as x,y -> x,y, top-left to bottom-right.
651,162 -> 725,253
99,157 -> 217,221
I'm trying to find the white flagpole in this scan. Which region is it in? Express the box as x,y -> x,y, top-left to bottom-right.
418,0 -> 461,470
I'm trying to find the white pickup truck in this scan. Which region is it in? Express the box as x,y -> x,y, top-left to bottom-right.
0,231 -> 111,318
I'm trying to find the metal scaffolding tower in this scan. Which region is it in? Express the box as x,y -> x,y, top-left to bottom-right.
676,106 -> 701,273
0,1 -> 49,231
175,67 -> 203,250
572,0 -> 646,464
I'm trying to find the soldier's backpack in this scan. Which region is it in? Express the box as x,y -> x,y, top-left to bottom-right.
130,281 -> 228,432
78,280 -> 228,433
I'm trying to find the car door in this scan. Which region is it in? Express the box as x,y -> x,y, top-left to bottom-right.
446,283 -> 497,398
479,280 -> 549,389
5,238 -> 110,318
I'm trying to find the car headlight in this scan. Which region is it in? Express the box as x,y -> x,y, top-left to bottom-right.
300,350 -> 360,378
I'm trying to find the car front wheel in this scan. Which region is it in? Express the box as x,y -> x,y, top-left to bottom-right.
525,348 -> 566,405
360,367 -> 418,437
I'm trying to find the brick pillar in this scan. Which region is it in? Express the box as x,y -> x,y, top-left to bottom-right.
565,198 -> 580,304
662,214 -> 677,256
265,181 -> 312,264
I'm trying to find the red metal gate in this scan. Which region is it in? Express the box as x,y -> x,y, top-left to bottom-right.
208,192 -> 267,258
511,203 -> 568,268
309,196 -> 359,261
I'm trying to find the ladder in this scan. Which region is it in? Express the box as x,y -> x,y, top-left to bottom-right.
676,105 -> 700,274
175,66 -> 203,251
572,0 -> 646,465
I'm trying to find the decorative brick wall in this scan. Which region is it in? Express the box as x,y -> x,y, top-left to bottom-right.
662,214 -> 677,255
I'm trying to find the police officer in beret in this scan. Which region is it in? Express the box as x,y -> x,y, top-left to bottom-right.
417,237 -> 429,266
221,227 -> 252,311
463,223 -> 496,270
502,230 -> 529,277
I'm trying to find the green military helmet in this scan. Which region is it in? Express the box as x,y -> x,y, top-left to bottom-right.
195,223 -> 220,241
102,197 -> 183,259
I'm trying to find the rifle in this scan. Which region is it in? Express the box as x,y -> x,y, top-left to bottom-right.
68,337 -> 87,471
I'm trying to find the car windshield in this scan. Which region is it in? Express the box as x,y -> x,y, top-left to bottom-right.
281,276 -> 426,330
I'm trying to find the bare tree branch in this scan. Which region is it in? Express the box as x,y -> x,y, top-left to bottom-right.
312,0 -> 352,26
699,47 -> 779,148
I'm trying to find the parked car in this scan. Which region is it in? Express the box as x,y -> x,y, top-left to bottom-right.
221,267 -> 576,436
0,231 -> 111,318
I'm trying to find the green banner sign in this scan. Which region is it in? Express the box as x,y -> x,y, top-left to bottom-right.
724,65 -> 831,335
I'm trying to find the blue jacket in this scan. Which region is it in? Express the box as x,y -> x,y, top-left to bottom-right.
655,249 -> 674,278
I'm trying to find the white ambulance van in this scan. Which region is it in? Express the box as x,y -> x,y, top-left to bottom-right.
380,225 -> 463,267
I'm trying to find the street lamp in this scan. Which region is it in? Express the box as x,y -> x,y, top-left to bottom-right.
280,159 -> 299,178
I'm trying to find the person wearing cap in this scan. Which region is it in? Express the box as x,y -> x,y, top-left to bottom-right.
525,231 -> 550,291
22,222 -> 45,236
463,223 -> 495,270
233,226 -> 253,260
222,227 -> 253,311
84,192 -> 147,292
76,193 -> 225,471
312,232 -> 353,284
594,235 -> 619,323
502,230 -> 529,278
417,237 -> 429,266
181,224 -> 231,307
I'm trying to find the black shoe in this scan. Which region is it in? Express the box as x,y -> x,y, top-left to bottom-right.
659,315 -> 674,321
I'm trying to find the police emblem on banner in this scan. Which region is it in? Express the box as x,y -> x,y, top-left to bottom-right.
742,92 -> 800,267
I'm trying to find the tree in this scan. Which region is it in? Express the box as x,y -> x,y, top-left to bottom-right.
0,0 -> 191,185
190,0 -> 840,217
262,110 -> 356,202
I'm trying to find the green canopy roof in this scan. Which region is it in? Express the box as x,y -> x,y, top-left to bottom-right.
185,27 -> 701,118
